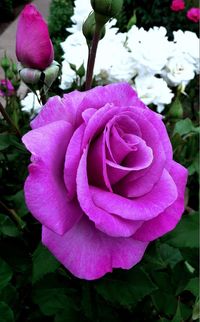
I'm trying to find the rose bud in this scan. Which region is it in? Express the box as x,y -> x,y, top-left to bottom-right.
91,0 -> 123,18
82,12 -> 106,44
19,66 -> 42,85
16,4 -> 54,70
186,8 -> 200,23
18,61 -> 59,92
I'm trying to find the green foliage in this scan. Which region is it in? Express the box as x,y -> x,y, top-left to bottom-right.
164,213 -> 199,248
0,3 -> 199,321
48,0 -> 74,62
117,0 -> 199,37
32,244 -> 60,284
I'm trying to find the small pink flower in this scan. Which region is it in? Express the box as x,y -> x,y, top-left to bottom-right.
0,79 -> 15,97
187,7 -> 200,23
170,0 -> 185,11
16,4 -> 54,70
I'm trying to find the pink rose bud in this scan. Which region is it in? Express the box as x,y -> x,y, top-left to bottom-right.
170,0 -> 185,11
186,7 -> 200,23
0,79 -> 15,97
16,4 -> 54,70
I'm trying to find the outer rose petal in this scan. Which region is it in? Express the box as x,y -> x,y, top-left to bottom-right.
133,161 -> 188,241
16,4 -> 54,70
22,121 -> 82,235
64,124 -> 85,200
42,217 -> 149,280
31,83 -> 145,130
31,91 -> 87,130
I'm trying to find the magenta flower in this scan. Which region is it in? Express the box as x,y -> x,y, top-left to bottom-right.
187,7 -> 200,23
170,0 -> 185,11
16,4 -> 54,70
0,79 -> 15,97
22,83 -> 188,280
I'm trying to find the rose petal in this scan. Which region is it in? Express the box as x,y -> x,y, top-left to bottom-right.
87,131 -> 112,191
106,122 -> 132,163
142,109 -> 173,170
106,134 -> 153,185
133,161 -> 188,241
64,124 -> 85,200
77,147 -> 144,237
115,109 -> 166,197
42,217 -> 148,280
31,90 -> 87,130
90,168 -> 178,221
22,121 -> 82,234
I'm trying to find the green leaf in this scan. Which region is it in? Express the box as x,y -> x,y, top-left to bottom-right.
192,299 -> 200,320
0,284 -> 17,306
172,302 -> 191,322
5,190 -> 28,217
32,275 -> 78,317
95,268 -> 157,310
152,291 -> 177,316
0,134 -> 12,151
144,242 -> 183,271
184,278 -> 199,297
158,243 -> 183,269
188,154 -> 199,175
163,213 -> 199,248
69,63 -> 77,72
168,98 -> 183,119
173,118 -> 199,136
54,307 -> 80,322
77,63 -> 85,78
0,214 -> 20,237
0,302 -> 14,322
0,258 -> 13,290
32,244 -> 60,283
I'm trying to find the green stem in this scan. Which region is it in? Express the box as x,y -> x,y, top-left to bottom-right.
0,200 -> 26,230
85,27 -> 101,90
40,87 -> 47,105
0,101 -> 21,137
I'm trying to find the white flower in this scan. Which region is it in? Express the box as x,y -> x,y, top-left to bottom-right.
162,55 -> 195,88
134,75 -> 174,113
127,26 -> 172,75
60,20 -> 135,89
21,91 -> 41,115
67,0 -> 92,34
172,30 -> 200,74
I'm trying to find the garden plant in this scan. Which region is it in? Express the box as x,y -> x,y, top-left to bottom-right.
0,0 -> 199,321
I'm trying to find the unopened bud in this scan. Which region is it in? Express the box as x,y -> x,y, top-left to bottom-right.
91,0 -> 123,18
19,66 -> 42,85
1,55 -> 10,71
43,61 -> 60,90
82,12 -> 106,44
6,70 -> 15,80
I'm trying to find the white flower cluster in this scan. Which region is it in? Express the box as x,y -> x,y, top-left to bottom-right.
60,0 -> 199,112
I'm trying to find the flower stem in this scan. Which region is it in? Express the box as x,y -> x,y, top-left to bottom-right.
0,101 -> 21,137
85,27 -> 101,90
40,87 -> 47,105
0,200 -> 26,230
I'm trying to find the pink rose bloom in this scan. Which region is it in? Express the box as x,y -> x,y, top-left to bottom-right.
171,0 -> 185,11
22,83 -> 188,280
16,4 -> 54,70
187,7 -> 200,23
0,79 -> 15,97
